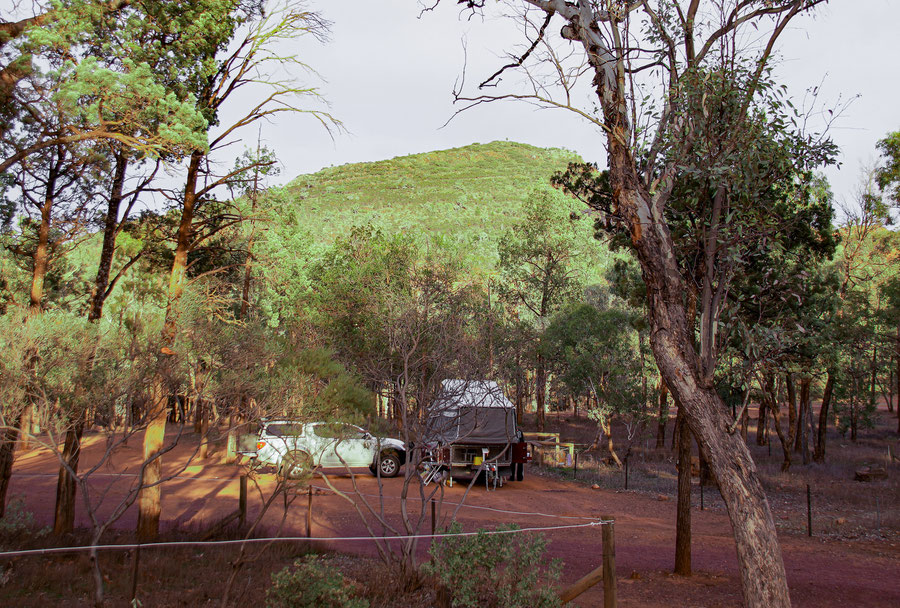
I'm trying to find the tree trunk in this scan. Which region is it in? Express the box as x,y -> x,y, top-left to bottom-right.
813,372 -> 834,463
545,12 -> 794,603
0,420 -> 20,518
756,397 -> 768,446
764,375 -> 791,472
869,342 -> 878,410
798,377 -> 811,464
887,364 -> 894,414
604,418 -> 622,467
535,353 -> 546,431
199,402 -> 210,460
88,152 -> 128,321
656,379 -> 668,449
674,408 -> 691,576
631,209 -> 790,607
136,150 -> 202,541
29,171 -> 55,312
740,406 -> 749,445
137,375 -> 168,541
785,373 -> 797,451
53,420 -> 84,535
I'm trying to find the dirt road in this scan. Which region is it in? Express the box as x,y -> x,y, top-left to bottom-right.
7,431 -> 899,607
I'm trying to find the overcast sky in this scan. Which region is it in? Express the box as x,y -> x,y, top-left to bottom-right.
238,1 -> 900,211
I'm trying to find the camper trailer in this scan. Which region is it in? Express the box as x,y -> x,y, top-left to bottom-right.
423,379 -> 531,488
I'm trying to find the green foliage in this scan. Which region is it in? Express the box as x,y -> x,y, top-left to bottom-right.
173,282 -> 373,423
876,130 -> 900,210
497,187 -> 593,321
266,555 -> 368,608
543,302 -> 646,423
280,141 -> 583,273
423,523 -> 561,608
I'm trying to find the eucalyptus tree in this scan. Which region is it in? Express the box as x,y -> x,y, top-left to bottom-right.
496,187 -> 590,429
137,1 -> 337,541
436,2 -> 838,604
542,300 -> 645,465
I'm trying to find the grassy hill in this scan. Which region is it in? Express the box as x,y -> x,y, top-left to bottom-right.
281,141 -> 584,266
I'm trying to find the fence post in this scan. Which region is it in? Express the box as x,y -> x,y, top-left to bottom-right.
431,498 -> 436,536
574,451 -> 578,480
306,486 -> 313,538
130,545 -> 141,602
239,474 -> 247,528
602,518 -> 617,608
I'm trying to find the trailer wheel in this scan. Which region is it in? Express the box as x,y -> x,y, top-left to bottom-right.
516,462 -> 524,482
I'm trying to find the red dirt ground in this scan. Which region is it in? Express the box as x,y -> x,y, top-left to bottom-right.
6,429 -> 900,607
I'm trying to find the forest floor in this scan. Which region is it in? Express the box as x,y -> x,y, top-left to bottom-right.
1,405 -> 898,607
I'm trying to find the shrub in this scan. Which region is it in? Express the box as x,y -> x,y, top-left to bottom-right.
423,523 -> 562,608
266,555 -> 368,608
0,496 -> 48,537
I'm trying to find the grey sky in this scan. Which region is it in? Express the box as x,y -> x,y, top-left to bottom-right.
249,1 -> 900,211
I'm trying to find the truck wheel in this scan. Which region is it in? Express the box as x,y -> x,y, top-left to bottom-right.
375,451 -> 401,478
516,462 -> 524,482
279,450 -> 312,480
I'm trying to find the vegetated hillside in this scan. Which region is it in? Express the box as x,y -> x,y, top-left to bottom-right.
282,141 -> 584,267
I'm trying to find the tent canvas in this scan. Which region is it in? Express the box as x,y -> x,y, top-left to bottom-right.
426,380 -> 518,446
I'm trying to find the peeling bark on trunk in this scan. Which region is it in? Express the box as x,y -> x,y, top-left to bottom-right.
656,379 -> 669,449
674,408 -> 691,576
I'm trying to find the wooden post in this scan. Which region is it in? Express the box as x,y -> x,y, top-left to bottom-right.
306,486 -> 313,538
431,498 -> 436,536
574,451 -> 578,480
130,546 -> 141,602
602,519 -> 616,608
239,475 -> 247,528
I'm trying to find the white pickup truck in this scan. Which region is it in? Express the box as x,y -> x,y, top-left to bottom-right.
240,420 -> 406,479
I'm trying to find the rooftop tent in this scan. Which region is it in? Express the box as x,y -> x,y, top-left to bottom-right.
426,380 -> 518,446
